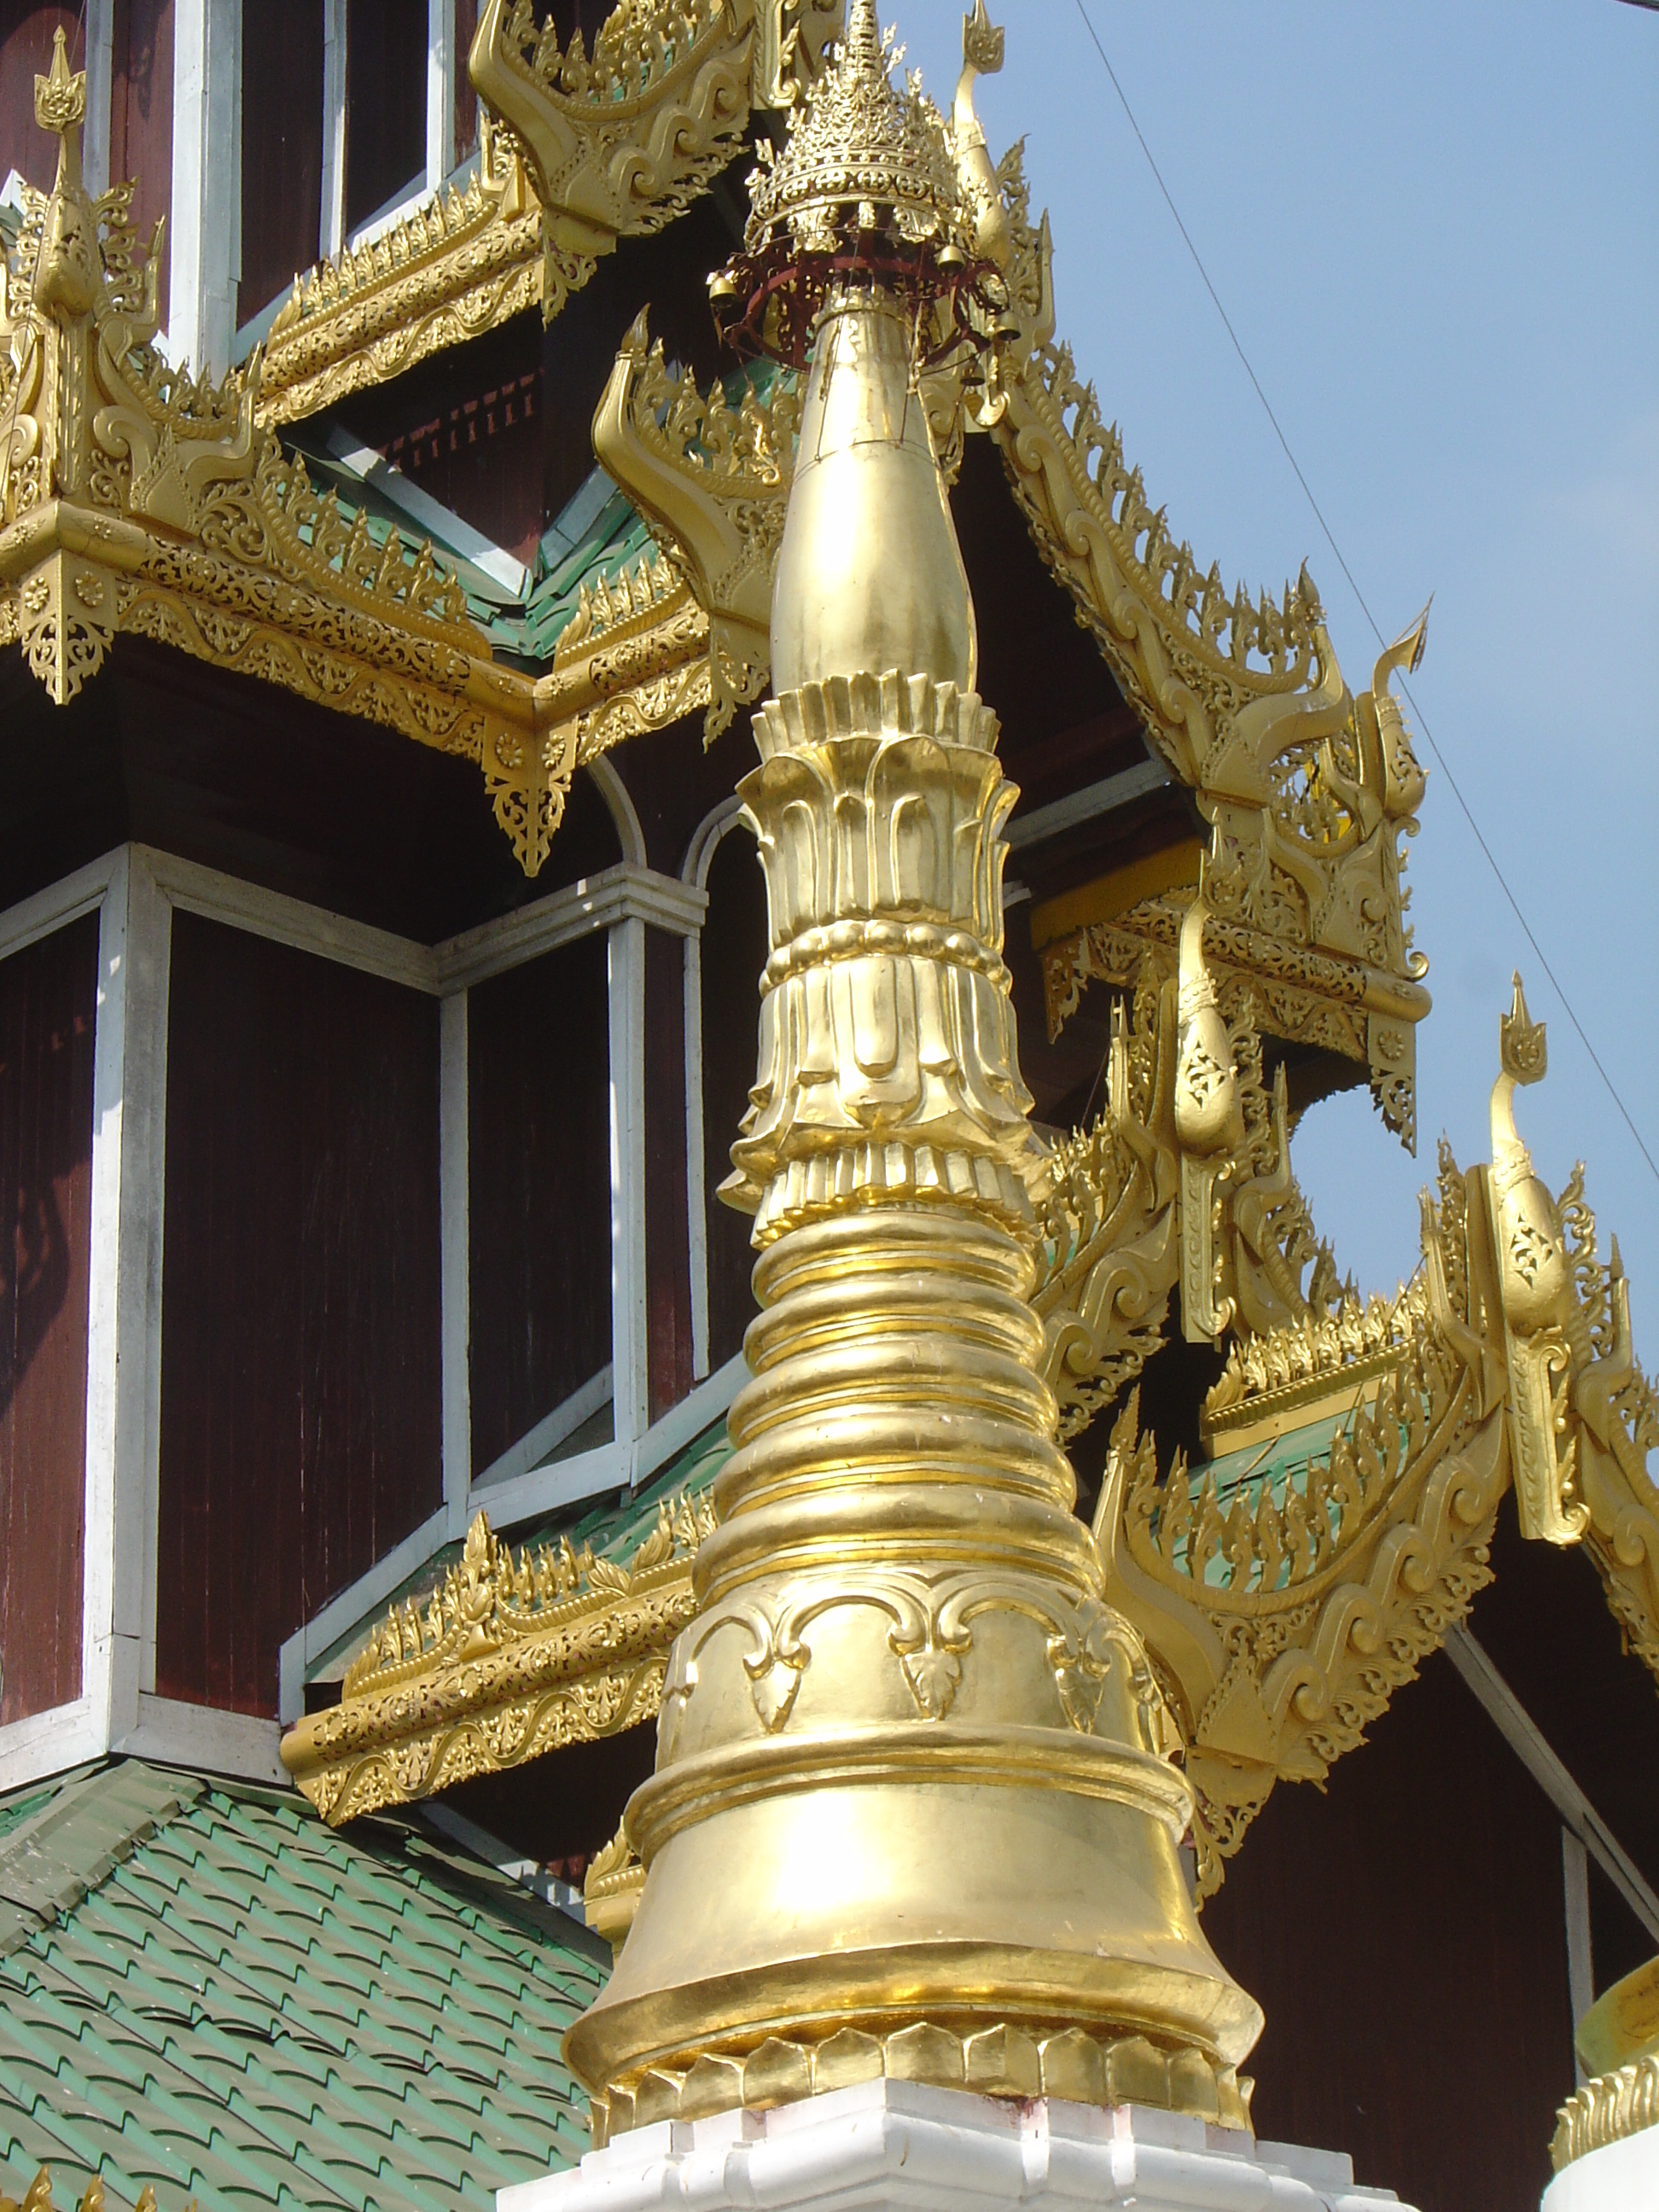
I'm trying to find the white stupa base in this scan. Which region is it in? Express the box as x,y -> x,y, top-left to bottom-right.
500,2078 -> 1415,2212
1541,2125 -> 1659,2212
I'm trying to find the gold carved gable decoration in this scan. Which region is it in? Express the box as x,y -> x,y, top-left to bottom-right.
280,1493 -> 716,1825
0,38 -> 575,873
471,0 -> 844,263
593,309 -> 800,747
1091,976 -> 1659,1894
259,0 -> 844,428
986,145 -> 1430,1144
259,119 -> 579,427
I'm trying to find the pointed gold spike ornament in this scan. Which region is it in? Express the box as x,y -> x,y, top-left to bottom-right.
562,0 -> 1260,2140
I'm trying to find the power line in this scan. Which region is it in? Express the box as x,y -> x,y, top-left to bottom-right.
1069,0 -> 1659,1190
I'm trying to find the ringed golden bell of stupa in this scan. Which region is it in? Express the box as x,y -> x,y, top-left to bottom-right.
563,0 -> 1261,2139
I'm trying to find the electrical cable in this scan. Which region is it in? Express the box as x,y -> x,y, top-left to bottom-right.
1070,0 -> 1659,1188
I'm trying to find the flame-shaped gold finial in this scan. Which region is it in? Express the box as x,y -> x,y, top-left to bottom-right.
33,26 -> 84,139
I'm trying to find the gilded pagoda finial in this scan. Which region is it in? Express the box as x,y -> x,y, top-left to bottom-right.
562,2 -> 1260,2145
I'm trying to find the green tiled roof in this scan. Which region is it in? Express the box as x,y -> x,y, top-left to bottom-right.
0,1761 -> 601,2212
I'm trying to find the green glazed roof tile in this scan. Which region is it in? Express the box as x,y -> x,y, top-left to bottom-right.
0,1762 -> 596,2212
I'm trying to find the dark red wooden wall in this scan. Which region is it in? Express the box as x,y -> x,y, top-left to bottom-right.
468,934 -> 612,1475
155,914 -> 442,1716
110,0 -> 173,319
1202,1648 -> 1575,2212
0,913 -> 97,1726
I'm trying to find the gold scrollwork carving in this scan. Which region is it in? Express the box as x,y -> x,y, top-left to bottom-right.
987,142 -> 1430,1142
279,1493 -> 716,1824
471,0 -> 772,261
0,43 -> 578,874
592,309 -> 800,745
1093,979 -> 1659,1892
259,119 -> 579,425
1032,886 -> 1343,1441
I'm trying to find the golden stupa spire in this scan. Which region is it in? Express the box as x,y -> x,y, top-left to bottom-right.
562,3 -> 1261,2142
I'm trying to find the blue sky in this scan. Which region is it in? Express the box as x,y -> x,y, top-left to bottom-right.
893,0 -> 1659,1357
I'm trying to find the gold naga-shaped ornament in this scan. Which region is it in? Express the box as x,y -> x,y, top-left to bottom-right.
562,0 -> 1260,2144
1484,975 -> 1590,1544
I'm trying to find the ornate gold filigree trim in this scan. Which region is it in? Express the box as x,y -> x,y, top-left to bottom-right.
0,49 -> 731,876
259,122 -> 579,427
1032,896 -> 1346,1443
1552,2057 -> 1659,2171
471,0 -> 783,261
593,311 -> 798,746
3,2174 -> 172,2212
1040,888 -> 1430,1145
987,145 -> 1430,1145
280,1496 -> 714,1825
0,44 -> 578,875
539,545 -> 714,767
1091,978 -> 1659,1895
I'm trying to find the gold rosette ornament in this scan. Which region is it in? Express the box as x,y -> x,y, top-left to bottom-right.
562,0 -> 1261,2143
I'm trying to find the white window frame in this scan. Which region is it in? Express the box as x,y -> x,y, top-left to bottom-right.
0,797 -> 722,1782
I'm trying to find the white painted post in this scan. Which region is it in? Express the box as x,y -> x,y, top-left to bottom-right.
427,0 -> 456,189
320,0 -> 347,262
681,800 -> 742,1386
439,989 -> 471,1534
169,0 -> 239,373
608,917 -> 649,1447
83,0 -> 115,197
84,851 -> 172,1749
683,928 -> 708,1382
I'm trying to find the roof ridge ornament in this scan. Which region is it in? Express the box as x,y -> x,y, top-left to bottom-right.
710,0 -> 1002,363
0,69 -> 593,872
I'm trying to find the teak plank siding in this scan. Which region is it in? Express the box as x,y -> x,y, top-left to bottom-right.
155,913 -> 442,1716
468,934 -> 611,1473
0,912 -> 97,1726
236,0 -> 325,330
1203,1647 -> 1574,2212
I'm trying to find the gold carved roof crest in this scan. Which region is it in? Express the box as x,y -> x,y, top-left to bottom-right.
280,1492 -> 716,1826
0,38 -> 582,874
